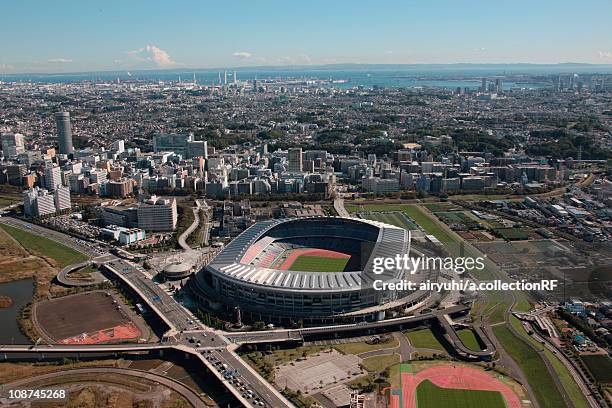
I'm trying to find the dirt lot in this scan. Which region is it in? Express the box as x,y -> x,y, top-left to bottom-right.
35,291 -> 138,342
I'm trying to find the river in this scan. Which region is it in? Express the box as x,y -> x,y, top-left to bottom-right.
0,278 -> 34,344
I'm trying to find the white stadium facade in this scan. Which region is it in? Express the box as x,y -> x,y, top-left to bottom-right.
191,217 -> 436,325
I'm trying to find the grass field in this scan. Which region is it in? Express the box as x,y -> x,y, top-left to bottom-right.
493,227 -> 530,241
416,380 -> 507,408
581,354 -> 612,383
456,329 -> 483,351
423,203 -> 461,212
289,255 -> 349,272
334,337 -> 399,355
0,223 -> 87,268
508,316 -> 589,408
359,211 -> 418,230
492,324 -> 565,408
405,329 -> 446,352
361,354 -> 400,373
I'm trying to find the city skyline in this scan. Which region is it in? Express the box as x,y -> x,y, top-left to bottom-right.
2,0 -> 612,74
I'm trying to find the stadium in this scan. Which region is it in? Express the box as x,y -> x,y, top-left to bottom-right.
191,217 -> 436,324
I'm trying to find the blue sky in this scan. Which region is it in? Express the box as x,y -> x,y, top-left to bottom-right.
2,0 -> 611,73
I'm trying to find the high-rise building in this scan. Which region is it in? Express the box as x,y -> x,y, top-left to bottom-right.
23,187 -> 56,218
6,164 -> 27,185
136,196 -> 178,231
481,78 -> 487,92
107,178 -> 133,197
44,165 -> 62,191
287,148 -> 303,172
153,133 -> 208,159
495,78 -> 503,94
1,133 -> 25,157
54,112 -> 74,155
53,185 -> 72,212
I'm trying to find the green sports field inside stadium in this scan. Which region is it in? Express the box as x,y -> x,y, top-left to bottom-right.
289,255 -> 349,272
416,380 -> 507,408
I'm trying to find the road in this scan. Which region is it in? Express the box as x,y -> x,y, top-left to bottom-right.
333,196 -> 351,218
516,311 -> 601,408
0,216 -> 292,407
178,200 -> 201,251
0,215 -> 515,406
205,348 -> 292,408
0,367 -> 206,407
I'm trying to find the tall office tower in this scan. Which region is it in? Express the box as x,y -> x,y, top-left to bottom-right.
481,78 -> 487,92
54,111 -> 74,155
495,78 -> 502,93
1,133 -> 25,157
288,148 -> 303,173
44,165 -> 62,191
233,71 -> 237,83
224,71 -> 227,85
253,79 -> 257,92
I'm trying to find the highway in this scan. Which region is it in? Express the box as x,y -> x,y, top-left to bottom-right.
0,216 -> 492,407
204,347 -> 293,408
0,217 -> 291,407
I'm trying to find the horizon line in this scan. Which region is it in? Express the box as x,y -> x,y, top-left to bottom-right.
3,62 -> 612,77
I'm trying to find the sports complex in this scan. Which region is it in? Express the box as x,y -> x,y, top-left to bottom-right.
192,217 -> 436,324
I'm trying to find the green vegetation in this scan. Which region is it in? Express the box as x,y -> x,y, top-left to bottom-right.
581,354 -> 612,384
416,379 -> 507,408
423,203 -> 460,212
434,211 -> 483,230
492,227 -> 530,241
487,302 -> 507,325
405,328 -> 446,352
335,337 -> 399,355
361,354 -> 400,373
527,128 -> 612,160
508,316 -> 589,408
281,387 -> 318,408
0,185 -> 23,207
492,324 -> 565,408
289,255 -> 349,272
359,211 -> 418,230
456,329 -> 483,351
0,224 -> 87,267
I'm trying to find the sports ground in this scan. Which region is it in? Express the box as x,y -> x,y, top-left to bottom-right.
35,291 -> 142,344
388,363 -> 521,408
276,248 -> 351,272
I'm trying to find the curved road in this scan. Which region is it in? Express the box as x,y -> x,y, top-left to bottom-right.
56,260 -> 106,287
0,367 -> 205,407
178,200 -> 201,252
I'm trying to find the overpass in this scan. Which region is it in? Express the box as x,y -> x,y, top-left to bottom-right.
56,260 -> 107,286
102,261 -> 179,339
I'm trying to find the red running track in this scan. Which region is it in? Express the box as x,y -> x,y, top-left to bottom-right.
276,248 -> 350,270
389,364 -> 521,408
60,323 -> 141,345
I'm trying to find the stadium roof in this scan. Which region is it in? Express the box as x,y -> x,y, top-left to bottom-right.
206,217 -> 410,292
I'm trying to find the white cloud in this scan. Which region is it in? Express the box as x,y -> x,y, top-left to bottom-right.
47,58 -> 72,63
127,45 -> 177,67
598,51 -> 612,59
233,51 -> 252,60
276,54 -> 312,65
